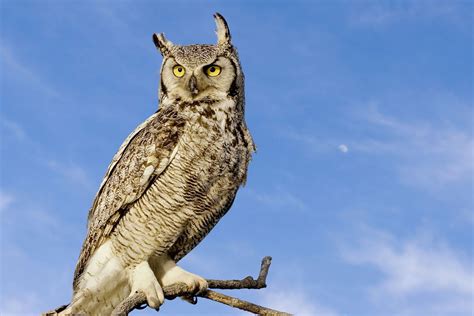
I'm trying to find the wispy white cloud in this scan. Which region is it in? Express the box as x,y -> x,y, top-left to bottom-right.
341,227 -> 473,315
0,43 -> 61,98
1,117 -> 93,191
288,103 -> 473,191
258,287 -> 338,316
1,202 -> 72,240
0,191 -> 14,212
0,118 -> 27,141
47,160 -> 93,190
352,105 -> 473,190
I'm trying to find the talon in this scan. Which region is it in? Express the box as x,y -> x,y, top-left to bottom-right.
136,303 -> 148,310
181,295 -> 197,305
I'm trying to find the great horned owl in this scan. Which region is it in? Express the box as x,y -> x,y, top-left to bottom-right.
61,13 -> 254,315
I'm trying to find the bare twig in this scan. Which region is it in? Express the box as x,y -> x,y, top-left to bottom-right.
206,256 -> 272,289
113,256 -> 291,315
200,290 -> 290,316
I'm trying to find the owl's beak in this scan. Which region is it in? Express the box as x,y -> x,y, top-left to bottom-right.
188,75 -> 198,96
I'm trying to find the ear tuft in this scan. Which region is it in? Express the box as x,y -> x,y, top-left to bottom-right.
214,12 -> 231,46
152,33 -> 173,56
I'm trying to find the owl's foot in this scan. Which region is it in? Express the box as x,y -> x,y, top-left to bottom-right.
150,254 -> 208,301
161,265 -> 208,294
129,261 -> 164,309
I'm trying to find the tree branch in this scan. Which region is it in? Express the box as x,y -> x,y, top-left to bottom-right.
112,256 -> 291,315
45,257 -> 291,315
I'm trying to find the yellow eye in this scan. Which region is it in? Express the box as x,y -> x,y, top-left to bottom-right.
173,65 -> 185,77
206,65 -> 221,77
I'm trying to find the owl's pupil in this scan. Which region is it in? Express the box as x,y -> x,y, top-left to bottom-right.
178,68 -> 182,72
210,67 -> 215,72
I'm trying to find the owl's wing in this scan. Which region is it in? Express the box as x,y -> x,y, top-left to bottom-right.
73,106 -> 185,288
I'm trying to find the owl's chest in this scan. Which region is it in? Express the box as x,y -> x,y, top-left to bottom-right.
169,111 -> 245,194
177,119 -> 243,177
181,100 -> 242,155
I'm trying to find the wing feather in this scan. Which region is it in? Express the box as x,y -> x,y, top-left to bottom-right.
73,106 -> 185,288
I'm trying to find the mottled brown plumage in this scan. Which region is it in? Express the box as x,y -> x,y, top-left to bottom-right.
63,13 -> 254,315
73,106 -> 186,289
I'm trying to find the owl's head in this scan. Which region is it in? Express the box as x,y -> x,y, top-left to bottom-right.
153,13 -> 243,105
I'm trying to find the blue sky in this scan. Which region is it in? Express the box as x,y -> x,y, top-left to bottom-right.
0,1 -> 472,315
